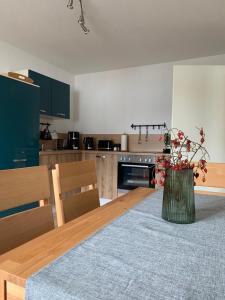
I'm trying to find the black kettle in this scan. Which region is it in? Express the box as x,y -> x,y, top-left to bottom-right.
83,137 -> 94,150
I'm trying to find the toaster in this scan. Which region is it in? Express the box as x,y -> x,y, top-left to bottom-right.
98,140 -> 113,151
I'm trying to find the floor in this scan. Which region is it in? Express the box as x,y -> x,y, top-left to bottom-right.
100,198 -> 112,206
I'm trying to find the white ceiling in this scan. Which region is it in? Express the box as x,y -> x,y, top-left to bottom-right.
0,0 -> 225,75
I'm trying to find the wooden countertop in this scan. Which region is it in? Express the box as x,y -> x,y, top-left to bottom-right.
0,188 -> 154,300
39,150 -> 167,156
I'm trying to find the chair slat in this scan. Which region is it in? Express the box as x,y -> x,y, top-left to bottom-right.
53,160 -> 100,226
63,189 -> 100,223
56,160 -> 97,193
0,166 -> 50,211
0,205 -> 54,255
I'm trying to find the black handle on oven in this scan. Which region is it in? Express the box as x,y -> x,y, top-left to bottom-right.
121,164 -> 149,169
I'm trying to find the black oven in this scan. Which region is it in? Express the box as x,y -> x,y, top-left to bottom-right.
117,155 -> 155,192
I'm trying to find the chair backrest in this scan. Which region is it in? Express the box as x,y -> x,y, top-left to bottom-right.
195,162 -> 225,195
52,160 -> 100,227
0,166 -> 54,255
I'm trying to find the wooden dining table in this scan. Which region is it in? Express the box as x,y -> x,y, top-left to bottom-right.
0,187 -> 154,300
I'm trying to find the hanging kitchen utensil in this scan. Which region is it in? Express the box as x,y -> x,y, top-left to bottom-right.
138,126 -> 142,144
145,126 -> 149,142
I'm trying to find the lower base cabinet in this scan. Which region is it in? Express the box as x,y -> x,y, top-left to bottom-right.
40,153 -> 82,170
39,151 -> 118,207
82,152 -> 118,200
39,152 -> 82,206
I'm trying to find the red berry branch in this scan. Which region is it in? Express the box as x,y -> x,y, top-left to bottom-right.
152,127 -> 210,187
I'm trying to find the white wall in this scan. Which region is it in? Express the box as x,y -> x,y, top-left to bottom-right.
172,65 -> 225,163
75,64 -> 172,134
74,54 -> 225,135
0,41 -> 76,133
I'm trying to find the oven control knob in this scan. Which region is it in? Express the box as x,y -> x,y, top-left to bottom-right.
139,158 -> 142,162
148,158 -> 152,163
144,158 -> 147,162
128,157 -> 131,161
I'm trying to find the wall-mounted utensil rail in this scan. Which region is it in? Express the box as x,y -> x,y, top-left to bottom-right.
131,122 -> 167,130
131,122 -> 167,143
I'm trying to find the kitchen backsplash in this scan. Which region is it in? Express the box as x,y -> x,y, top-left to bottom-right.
40,133 -> 164,152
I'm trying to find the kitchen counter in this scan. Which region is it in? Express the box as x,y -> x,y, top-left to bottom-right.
39,150 -> 167,156
40,150 -> 82,155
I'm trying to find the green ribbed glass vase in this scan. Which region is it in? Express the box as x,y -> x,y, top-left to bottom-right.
162,168 -> 195,224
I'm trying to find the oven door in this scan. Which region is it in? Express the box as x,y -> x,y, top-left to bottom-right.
117,162 -> 155,191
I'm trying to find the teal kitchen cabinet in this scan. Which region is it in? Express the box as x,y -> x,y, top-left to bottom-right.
0,75 -> 40,217
0,75 -> 40,170
25,70 -> 70,119
28,70 -> 52,116
51,79 -> 70,119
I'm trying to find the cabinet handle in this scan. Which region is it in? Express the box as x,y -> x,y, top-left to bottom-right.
13,159 -> 27,163
40,109 -> 47,113
121,164 -> 149,168
57,113 -> 66,117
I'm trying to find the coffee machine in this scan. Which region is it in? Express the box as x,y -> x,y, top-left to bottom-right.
68,132 -> 80,150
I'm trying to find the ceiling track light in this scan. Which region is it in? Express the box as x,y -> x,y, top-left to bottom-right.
67,0 -> 90,35
67,0 -> 74,9
78,0 -> 90,34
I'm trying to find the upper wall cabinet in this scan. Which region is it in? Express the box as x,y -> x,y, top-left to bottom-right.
51,79 -> 70,119
18,70 -> 70,119
28,70 -> 52,116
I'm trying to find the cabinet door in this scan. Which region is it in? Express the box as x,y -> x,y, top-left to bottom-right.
82,152 -> 101,192
51,79 -> 70,119
97,154 -> 118,199
0,76 -> 40,170
0,76 -> 12,169
83,153 -> 118,200
62,153 -> 82,163
28,70 -> 52,116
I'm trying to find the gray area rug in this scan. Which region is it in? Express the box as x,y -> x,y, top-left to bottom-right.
26,190 -> 225,300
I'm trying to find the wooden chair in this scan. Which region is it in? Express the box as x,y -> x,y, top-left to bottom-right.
0,165 -> 54,255
195,163 -> 225,196
52,160 -> 100,227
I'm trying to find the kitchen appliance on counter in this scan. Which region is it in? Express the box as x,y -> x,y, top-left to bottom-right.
113,144 -> 121,151
121,133 -> 128,151
117,154 -> 155,194
83,137 -> 94,150
98,140 -> 113,151
68,131 -> 80,150
40,123 -> 52,140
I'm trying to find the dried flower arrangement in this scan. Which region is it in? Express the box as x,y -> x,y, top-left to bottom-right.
152,127 -> 210,186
